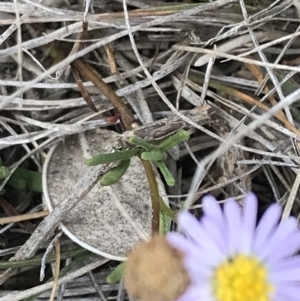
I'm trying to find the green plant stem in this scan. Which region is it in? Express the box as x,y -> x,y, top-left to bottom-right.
100,159 -> 131,186
141,151 -> 166,161
159,197 -> 176,220
128,136 -> 154,151
156,161 -> 175,187
106,262 -> 126,284
85,149 -> 139,166
141,159 -> 160,233
156,129 -> 190,152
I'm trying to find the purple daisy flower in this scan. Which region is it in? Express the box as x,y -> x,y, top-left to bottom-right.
166,192 -> 300,301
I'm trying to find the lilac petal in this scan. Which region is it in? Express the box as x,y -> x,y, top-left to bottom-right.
178,296 -> 209,301
265,231 -> 300,264
166,232 -> 216,268
184,255 -> 211,283
177,211 -> 225,263
202,195 -> 224,229
166,232 -> 201,257
253,203 -> 282,253
270,263 -> 300,282
201,216 -> 227,253
176,284 -> 212,301
270,256 -> 300,283
177,295 -> 200,301
273,292 -> 300,301
274,284 -> 300,301
270,256 -> 300,271
257,217 -> 299,260
176,286 -> 199,301
224,199 -> 242,255
202,195 -> 227,253
240,192 -> 258,254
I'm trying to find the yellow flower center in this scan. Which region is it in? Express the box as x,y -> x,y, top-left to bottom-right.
213,254 -> 274,301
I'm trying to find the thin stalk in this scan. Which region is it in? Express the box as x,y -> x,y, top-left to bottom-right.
141,160 -> 160,233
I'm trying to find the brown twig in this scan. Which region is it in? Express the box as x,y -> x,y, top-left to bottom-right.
71,66 -> 98,112
70,22 -> 99,112
245,61 -> 286,120
0,210 -> 49,225
71,59 -> 136,130
104,44 -> 118,75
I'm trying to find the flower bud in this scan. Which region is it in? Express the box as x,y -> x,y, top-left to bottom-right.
124,234 -> 190,301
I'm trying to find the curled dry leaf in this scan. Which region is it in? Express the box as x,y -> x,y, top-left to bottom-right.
43,129 -> 168,260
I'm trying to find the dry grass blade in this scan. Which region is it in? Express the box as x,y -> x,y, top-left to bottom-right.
71,65 -> 99,113
0,210 -> 49,225
49,238 -> 60,301
245,60 -> 286,120
0,259 -> 109,301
